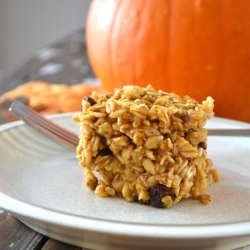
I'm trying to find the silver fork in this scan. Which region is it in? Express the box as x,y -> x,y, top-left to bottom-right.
9,100 -> 79,149
9,100 -> 250,150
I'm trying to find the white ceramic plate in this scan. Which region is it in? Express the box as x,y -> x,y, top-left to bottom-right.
0,114 -> 250,250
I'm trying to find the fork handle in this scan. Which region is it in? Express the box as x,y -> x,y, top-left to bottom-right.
207,128 -> 250,136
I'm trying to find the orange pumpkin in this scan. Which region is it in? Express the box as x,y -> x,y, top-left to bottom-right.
86,0 -> 250,122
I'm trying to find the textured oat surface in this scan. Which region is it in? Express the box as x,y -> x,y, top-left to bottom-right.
73,85 -> 220,208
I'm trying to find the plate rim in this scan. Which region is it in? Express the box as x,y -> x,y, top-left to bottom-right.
1,190 -> 250,240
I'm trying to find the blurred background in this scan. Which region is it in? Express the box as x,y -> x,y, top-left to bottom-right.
0,0 -> 98,124
0,0 -> 91,71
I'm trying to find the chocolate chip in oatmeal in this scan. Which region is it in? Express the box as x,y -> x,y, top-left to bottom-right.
98,147 -> 113,156
83,96 -> 96,106
149,184 -> 174,208
197,142 -> 207,150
